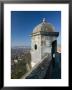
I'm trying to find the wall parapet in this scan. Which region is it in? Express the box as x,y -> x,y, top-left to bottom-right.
21,54 -> 52,79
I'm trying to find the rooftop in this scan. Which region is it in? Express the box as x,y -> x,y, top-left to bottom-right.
33,18 -> 55,33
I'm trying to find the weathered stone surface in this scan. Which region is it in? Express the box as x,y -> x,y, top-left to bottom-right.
21,52 -> 61,79
31,19 -> 59,65
44,53 -> 61,79
23,55 -> 51,79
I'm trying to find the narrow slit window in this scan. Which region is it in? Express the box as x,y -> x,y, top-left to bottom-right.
34,44 -> 37,50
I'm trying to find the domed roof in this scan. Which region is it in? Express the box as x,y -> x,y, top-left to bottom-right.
33,18 -> 55,33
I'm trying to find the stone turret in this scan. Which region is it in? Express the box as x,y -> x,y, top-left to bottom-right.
30,18 -> 59,65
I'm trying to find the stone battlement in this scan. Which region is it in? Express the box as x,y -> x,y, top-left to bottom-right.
21,52 -> 61,79
21,55 -> 51,79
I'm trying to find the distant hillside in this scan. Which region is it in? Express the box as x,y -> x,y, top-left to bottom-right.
11,46 -> 31,49
11,46 -> 31,79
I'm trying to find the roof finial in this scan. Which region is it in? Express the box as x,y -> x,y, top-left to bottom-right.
43,18 -> 46,23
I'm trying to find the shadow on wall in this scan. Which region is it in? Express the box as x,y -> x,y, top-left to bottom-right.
24,52 -> 61,79
44,52 -> 61,79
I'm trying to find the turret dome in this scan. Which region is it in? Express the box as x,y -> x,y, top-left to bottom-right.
33,18 -> 55,33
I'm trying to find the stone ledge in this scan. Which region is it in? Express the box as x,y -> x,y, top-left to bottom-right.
21,52 -> 61,79
21,55 -> 51,79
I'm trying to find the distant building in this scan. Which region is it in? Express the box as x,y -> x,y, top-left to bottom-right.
14,59 -> 18,63
30,18 -> 59,64
18,57 -> 22,61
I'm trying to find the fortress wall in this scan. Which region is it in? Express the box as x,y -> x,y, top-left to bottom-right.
24,55 -> 52,79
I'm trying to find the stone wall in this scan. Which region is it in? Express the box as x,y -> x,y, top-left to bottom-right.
21,55 -> 52,79
21,52 -> 61,79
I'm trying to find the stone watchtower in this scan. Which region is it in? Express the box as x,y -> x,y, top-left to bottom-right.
30,18 -> 59,64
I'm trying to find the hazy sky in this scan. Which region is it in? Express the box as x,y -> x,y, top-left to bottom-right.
11,11 -> 61,47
